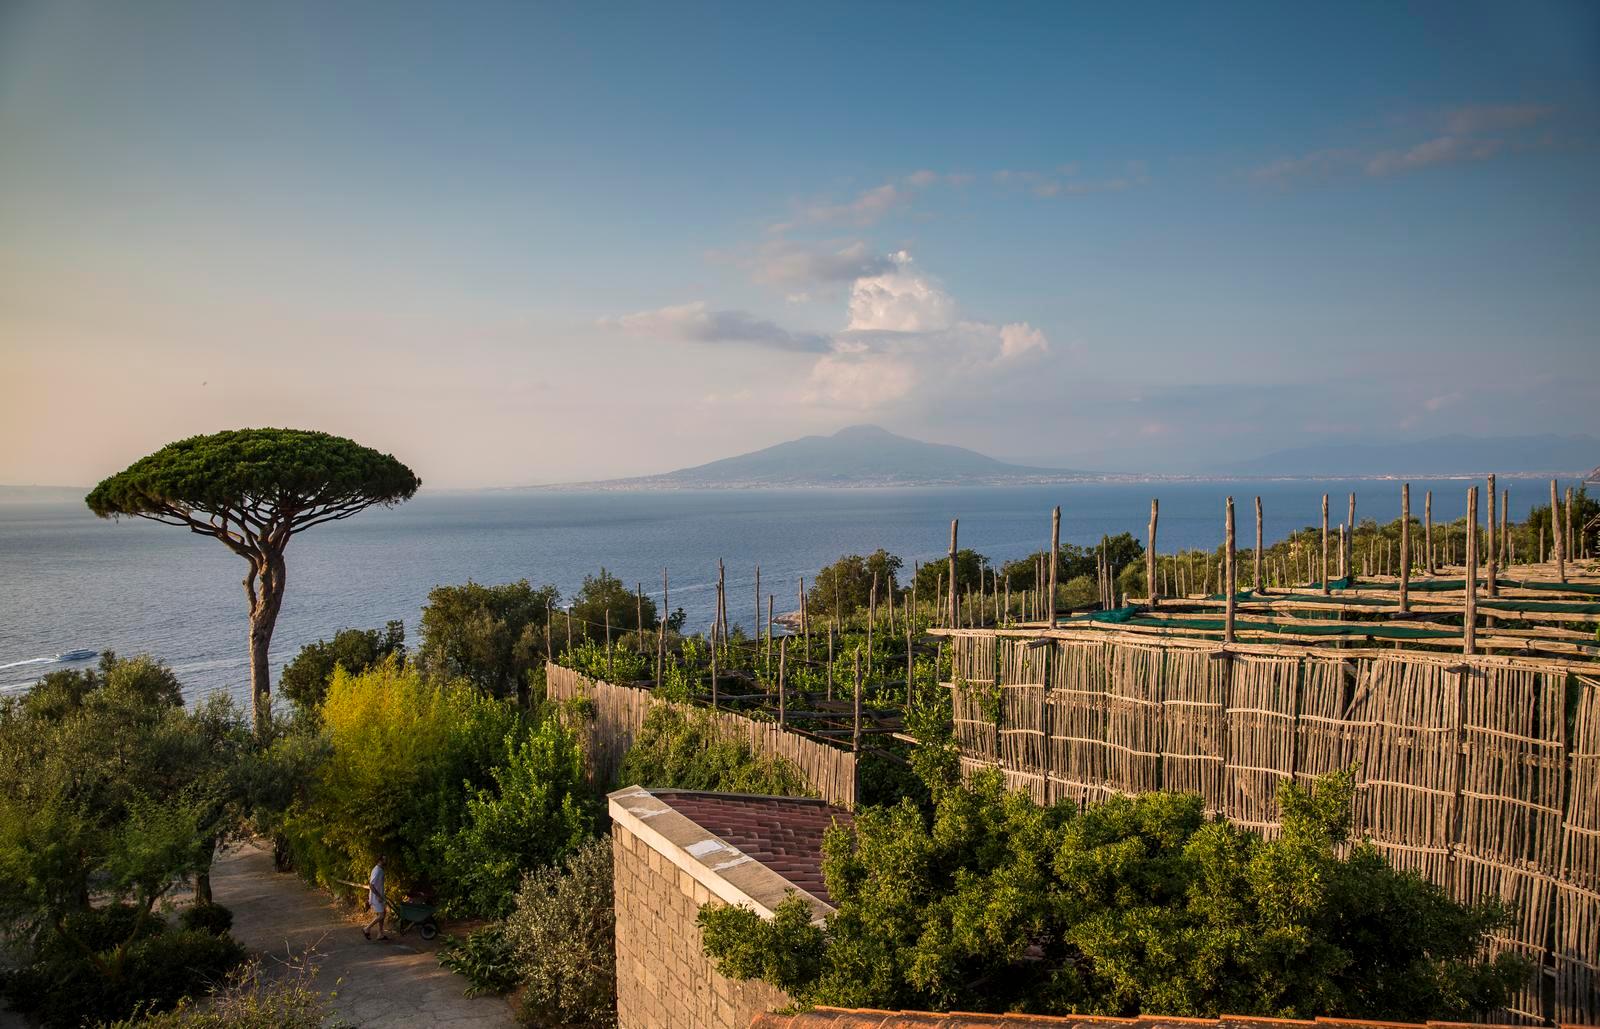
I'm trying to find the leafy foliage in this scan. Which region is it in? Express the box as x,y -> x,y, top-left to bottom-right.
101,954 -> 339,1029
910,548 -> 986,599
808,550 -> 905,617
439,924 -> 521,997
420,580 -> 561,702
561,637 -> 651,683
280,621 -> 406,713
278,658 -> 521,902
0,654 -> 247,964
569,568 -> 660,640
503,835 -> 618,1028
433,718 -> 602,918
700,769 -> 1528,1020
4,925 -> 247,1027
617,704 -> 813,796
179,901 -> 234,935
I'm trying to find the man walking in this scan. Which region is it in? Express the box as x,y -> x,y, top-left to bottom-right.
363,854 -> 389,941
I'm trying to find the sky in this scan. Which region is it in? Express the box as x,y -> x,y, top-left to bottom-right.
2,1 -> 1598,488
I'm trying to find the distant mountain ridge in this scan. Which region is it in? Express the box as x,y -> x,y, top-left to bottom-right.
1215,434 -> 1598,478
576,425 -> 1092,488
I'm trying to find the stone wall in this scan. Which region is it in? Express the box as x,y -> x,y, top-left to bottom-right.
612,822 -> 791,1029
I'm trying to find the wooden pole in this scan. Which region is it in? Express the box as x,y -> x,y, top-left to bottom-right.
1050,506 -> 1062,626
710,614 -> 719,707
754,564 -> 760,643
1399,483 -> 1411,613
605,607 -> 612,679
1146,499 -> 1158,607
1253,495 -> 1263,594
948,519 -> 959,628
1552,479 -> 1566,582
778,637 -> 786,729
1566,487 -> 1576,567
636,583 -> 644,654
1424,490 -> 1434,574
906,624 -> 913,698
852,647 -> 862,755
1486,474 -> 1498,597
1321,494 -> 1330,596
1500,489 -> 1509,567
767,594 -> 774,666
1338,524 -> 1346,582
1464,486 -> 1478,656
1224,497 -> 1237,644
1346,492 -> 1356,584
867,573 -> 876,675
826,624 -> 834,700
657,568 -> 667,685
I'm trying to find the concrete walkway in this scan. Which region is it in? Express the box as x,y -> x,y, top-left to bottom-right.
213,840 -> 516,1028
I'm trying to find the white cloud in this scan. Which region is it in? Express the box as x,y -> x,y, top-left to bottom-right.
1442,103 -> 1551,135
845,252 -> 956,333
1251,100 -> 1554,186
611,252 -> 1053,413
797,183 -> 907,227
603,301 -> 830,353
752,240 -> 896,286
1366,136 -> 1503,176
1000,322 -> 1048,359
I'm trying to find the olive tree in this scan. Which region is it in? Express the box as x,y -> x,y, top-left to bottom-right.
86,429 -> 419,736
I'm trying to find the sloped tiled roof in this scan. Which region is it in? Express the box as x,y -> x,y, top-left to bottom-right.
750,1010 -> 1600,1029
655,791 -> 852,907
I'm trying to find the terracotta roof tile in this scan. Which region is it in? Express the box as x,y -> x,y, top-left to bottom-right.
749,1012 -> 1552,1029
656,791 -> 853,906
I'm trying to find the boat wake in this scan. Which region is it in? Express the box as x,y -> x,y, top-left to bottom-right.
0,650 -> 97,671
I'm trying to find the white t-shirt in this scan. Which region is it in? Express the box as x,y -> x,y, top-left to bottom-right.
368,863 -> 385,910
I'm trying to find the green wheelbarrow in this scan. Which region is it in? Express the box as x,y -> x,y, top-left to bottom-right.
339,881 -> 440,940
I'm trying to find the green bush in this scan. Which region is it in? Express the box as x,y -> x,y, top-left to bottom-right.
179,901 -> 234,935
561,637 -> 650,683
6,926 -> 246,1027
617,704 -> 812,796
278,658 -> 522,901
504,835 -> 617,1028
279,622 -> 406,713
101,955 -> 333,1029
700,769 -> 1529,1020
433,718 -> 602,918
439,924 -> 520,997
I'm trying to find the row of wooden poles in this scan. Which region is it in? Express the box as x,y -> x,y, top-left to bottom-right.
559,476 -> 1587,682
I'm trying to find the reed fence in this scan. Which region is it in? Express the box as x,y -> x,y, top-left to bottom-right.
544,662 -> 858,809
941,630 -> 1600,1026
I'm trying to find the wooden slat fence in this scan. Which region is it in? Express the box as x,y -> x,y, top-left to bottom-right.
941,632 -> 1600,1026
544,662 -> 857,810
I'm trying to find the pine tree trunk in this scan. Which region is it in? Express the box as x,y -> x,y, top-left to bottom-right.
246,551 -> 286,739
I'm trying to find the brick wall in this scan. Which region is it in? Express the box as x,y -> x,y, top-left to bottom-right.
612,823 -> 792,1029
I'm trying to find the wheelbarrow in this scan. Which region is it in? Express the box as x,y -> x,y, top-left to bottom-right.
339,881 -> 440,940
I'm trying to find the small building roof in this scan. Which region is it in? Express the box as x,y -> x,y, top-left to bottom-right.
607,785 -> 853,919
749,1009 -> 1600,1029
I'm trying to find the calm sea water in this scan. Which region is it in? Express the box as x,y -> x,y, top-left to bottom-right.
0,481 -> 1532,703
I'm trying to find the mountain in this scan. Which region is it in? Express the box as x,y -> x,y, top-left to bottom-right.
581,425 -> 1090,488
1214,434 -> 1598,478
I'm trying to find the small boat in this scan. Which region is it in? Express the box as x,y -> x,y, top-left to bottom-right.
56,649 -> 98,662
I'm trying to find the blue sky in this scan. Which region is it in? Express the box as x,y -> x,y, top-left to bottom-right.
2,1 -> 1597,486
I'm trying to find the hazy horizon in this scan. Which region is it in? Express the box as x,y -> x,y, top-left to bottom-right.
3,2 -> 1598,488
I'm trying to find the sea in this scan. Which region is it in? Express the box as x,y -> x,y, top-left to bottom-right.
0,481 -> 1539,705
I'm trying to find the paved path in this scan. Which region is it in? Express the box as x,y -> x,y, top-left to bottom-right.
213,840 -> 516,1028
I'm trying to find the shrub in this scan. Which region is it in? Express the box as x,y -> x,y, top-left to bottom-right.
279,658 -> 522,900
101,954 -> 333,1029
433,718 -> 602,918
439,924 -> 520,997
179,901 -> 234,935
504,836 -> 617,1028
6,926 -> 247,1027
700,769 -> 1529,1020
617,704 -> 812,796
279,622 -> 405,713
561,637 -> 650,683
